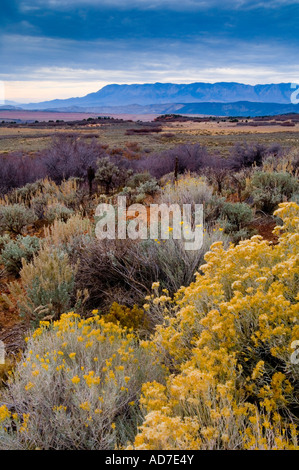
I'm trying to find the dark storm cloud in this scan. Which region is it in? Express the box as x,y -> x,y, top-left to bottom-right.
1,0 -> 299,100
2,0 -> 298,42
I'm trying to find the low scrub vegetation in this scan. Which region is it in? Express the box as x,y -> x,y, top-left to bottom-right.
0,132 -> 298,450
0,202 -> 298,449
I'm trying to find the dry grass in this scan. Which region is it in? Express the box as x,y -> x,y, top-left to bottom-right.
1,118 -> 299,156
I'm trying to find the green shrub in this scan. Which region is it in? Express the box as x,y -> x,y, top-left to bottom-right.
31,194 -> 52,220
0,235 -> 40,276
204,195 -> 226,223
0,234 -> 10,251
45,203 -> 74,224
18,179 -> 86,216
251,171 -> 299,213
290,193 -> 299,204
118,179 -> 159,203
134,193 -> 146,204
136,179 -> 160,196
4,245 -> 77,325
8,180 -> 45,206
220,202 -> 253,243
118,186 -> 136,205
127,172 -> 153,189
0,204 -> 37,235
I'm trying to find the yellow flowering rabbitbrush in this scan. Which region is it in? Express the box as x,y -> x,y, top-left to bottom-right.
132,202 -> 299,450
0,313 -> 163,450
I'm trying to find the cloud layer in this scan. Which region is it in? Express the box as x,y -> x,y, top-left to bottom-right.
1,0 -> 298,101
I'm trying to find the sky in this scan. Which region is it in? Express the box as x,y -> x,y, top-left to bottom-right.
1,0 -> 299,103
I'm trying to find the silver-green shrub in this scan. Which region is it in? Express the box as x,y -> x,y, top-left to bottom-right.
219,201 -> 253,243
4,245 -> 77,325
45,203 -> 74,224
136,179 -> 160,196
251,171 -> 299,213
0,204 -> 37,235
0,235 -> 40,275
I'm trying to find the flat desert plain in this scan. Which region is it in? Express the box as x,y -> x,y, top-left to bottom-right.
1,113 -> 299,156
0,110 -> 159,122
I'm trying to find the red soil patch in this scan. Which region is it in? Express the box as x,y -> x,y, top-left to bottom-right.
249,216 -> 279,244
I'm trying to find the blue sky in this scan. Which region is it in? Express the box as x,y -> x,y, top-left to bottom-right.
1,0 -> 299,102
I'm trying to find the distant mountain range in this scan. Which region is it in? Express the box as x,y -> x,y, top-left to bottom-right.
172,101 -> 299,117
1,82 -> 298,117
